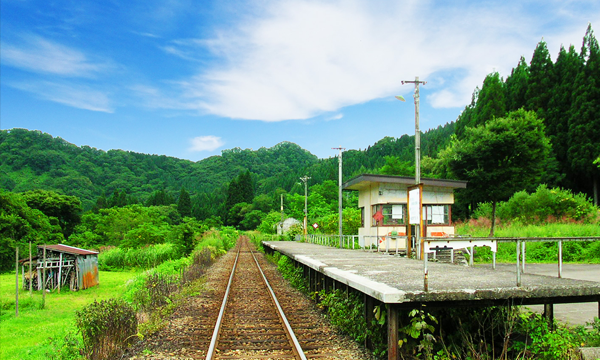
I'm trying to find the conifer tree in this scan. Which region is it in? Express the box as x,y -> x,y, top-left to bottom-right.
545,45 -> 584,179
526,39 -> 554,120
505,56 -> 530,111
569,24 -> 600,205
177,187 -> 192,218
473,72 -> 507,125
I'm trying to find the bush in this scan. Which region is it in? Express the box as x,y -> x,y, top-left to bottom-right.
473,185 -> 598,224
75,298 -> 137,360
98,243 -> 180,270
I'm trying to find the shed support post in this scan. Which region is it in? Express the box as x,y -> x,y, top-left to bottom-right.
57,253 -> 63,293
387,304 -> 399,360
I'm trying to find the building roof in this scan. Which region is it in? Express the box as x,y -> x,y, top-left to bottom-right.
38,244 -> 99,256
342,174 -> 467,191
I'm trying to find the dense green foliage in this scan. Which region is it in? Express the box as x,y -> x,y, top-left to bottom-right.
453,24 -> 600,205
441,109 -> 551,235
473,184 -> 598,224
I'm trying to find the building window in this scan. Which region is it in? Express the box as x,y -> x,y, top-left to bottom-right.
423,205 -> 450,225
372,204 -> 406,226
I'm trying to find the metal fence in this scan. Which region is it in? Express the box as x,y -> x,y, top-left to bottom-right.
293,234 -> 600,289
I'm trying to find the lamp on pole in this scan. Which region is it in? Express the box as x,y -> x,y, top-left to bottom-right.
299,176 -> 311,236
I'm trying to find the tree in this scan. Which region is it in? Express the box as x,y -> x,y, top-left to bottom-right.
379,156 -> 414,176
240,210 -> 266,230
569,24 -> 600,205
21,189 -> 82,238
544,45 -> 583,188
474,72 -> 507,126
505,56 -> 530,112
526,39 -> 554,120
177,187 -> 192,218
0,190 -> 61,271
440,109 -> 550,236
145,190 -> 174,207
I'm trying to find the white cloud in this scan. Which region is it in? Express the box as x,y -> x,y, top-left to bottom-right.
189,135 -> 224,152
326,113 -> 343,121
1,35 -> 106,77
168,0 -> 593,120
11,81 -> 113,113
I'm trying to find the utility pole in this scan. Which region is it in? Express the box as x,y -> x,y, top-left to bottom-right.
402,76 -> 426,261
299,176 -> 311,236
401,76 -> 426,185
332,146 -> 346,248
280,194 -> 284,235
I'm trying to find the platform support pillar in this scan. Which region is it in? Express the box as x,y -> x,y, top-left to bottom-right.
387,304 -> 399,360
543,303 -> 554,331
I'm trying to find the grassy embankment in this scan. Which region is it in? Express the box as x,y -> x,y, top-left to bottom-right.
0,270 -> 140,360
0,228 -> 238,360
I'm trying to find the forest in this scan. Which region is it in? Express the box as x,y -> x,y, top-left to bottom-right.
1,24 -> 599,271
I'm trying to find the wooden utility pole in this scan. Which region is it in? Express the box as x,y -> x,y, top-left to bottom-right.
332,146 -> 346,248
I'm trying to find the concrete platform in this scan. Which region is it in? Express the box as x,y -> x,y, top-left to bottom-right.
262,241 -> 600,307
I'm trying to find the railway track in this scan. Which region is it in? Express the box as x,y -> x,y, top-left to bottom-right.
125,236 -> 370,359
206,237 -> 305,359
204,236 -> 344,360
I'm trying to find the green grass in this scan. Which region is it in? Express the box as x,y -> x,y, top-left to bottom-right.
455,222 -> 600,263
0,270 -> 140,360
456,222 -> 600,238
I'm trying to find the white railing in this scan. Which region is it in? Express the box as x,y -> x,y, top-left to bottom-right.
294,234 -> 361,249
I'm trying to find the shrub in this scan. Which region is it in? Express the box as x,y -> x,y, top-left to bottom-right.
98,243 -> 180,270
75,298 -> 137,360
473,185 -> 598,224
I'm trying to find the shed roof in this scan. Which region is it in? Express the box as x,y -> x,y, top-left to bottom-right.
38,244 -> 98,256
342,174 -> 467,191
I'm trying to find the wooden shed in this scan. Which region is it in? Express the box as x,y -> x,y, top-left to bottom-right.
21,244 -> 99,291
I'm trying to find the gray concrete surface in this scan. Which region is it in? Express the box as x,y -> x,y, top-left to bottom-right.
580,347 -> 600,360
263,241 -> 600,311
478,263 -> 600,326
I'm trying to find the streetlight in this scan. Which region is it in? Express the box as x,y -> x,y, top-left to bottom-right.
299,176 -> 311,236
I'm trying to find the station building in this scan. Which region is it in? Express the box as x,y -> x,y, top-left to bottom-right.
343,174 -> 467,249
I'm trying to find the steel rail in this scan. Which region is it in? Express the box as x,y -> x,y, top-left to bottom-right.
249,248 -> 308,360
206,243 -> 241,360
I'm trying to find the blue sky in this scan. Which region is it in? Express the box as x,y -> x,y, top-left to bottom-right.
1,0 -> 598,161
